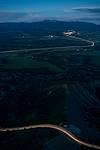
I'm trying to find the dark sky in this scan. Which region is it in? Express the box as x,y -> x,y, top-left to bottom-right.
0,0 -> 100,24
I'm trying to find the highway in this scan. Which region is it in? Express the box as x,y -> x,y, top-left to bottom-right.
0,124 -> 100,149
0,36 -> 95,54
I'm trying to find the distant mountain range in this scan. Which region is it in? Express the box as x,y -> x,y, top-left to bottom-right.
0,20 -> 99,34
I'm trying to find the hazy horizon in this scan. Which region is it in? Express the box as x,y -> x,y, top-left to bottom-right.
0,0 -> 100,24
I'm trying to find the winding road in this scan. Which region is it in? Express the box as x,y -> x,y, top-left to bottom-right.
0,124 -> 100,149
0,35 -> 95,54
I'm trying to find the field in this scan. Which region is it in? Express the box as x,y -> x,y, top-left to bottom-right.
0,21 -> 100,149
0,53 -> 63,72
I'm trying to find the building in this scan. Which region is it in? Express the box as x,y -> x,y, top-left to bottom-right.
63,30 -> 76,36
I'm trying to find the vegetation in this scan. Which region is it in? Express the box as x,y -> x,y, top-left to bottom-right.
0,21 -> 100,149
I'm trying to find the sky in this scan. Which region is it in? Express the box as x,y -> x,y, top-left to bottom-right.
0,0 -> 100,24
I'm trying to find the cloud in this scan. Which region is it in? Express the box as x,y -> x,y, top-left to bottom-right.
0,8 -> 100,25
0,11 -> 40,22
74,7 -> 100,15
52,15 -> 100,24
62,7 -> 100,24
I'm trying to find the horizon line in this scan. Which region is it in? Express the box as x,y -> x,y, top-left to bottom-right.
0,20 -> 99,25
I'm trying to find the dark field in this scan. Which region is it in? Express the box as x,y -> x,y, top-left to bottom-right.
0,21 -> 100,150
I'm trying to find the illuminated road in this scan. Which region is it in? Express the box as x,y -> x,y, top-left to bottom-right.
0,124 -> 100,149
0,36 -> 95,54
